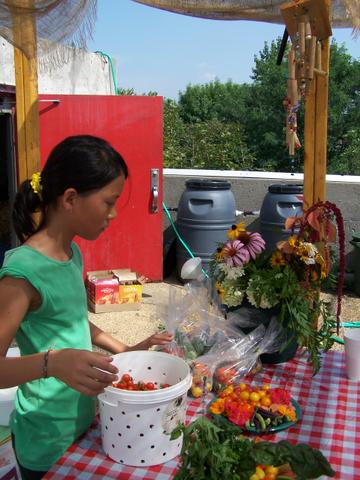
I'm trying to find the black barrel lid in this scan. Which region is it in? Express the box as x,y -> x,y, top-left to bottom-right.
185,178 -> 231,190
268,183 -> 303,194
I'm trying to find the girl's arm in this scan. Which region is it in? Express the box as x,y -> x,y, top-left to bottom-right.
89,320 -> 173,353
0,276 -> 118,396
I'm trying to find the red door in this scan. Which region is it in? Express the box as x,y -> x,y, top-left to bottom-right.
38,95 -> 163,280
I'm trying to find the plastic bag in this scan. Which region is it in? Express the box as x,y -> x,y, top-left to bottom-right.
212,318 -> 287,391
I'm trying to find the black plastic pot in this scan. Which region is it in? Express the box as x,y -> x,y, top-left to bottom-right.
226,301 -> 298,364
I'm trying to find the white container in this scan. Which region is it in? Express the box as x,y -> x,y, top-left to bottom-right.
0,349 -> 20,427
98,350 -> 192,467
344,329 -> 360,381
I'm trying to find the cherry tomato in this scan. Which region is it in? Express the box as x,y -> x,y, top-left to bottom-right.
145,382 -> 156,390
121,373 -> 132,383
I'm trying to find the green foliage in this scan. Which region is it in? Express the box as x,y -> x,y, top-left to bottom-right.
171,415 -> 335,480
327,41 -> 360,174
163,99 -> 255,169
164,38 -> 359,174
178,79 -> 249,123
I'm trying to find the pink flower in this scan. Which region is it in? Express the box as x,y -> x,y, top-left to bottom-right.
237,231 -> 266,260
223,240 -> 249,267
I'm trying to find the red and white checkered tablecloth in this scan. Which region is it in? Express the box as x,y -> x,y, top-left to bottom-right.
44,350 -> 360,480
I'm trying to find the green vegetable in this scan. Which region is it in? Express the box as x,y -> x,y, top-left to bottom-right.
171,415 -> 335,480
255,412 -> 267,432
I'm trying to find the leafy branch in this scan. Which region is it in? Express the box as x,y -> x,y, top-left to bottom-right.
171,416 -> 335,480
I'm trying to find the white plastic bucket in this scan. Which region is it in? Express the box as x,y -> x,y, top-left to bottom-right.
98,350 -> 192,467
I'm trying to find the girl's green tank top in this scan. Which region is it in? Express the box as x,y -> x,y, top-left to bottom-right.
0,243 -> 96,471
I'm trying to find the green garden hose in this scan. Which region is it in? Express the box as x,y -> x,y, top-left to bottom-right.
95,51 -> 119,95
162,202 -> 209,279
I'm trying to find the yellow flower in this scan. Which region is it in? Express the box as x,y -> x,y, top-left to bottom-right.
227,222 -> 246,240
30,172 -> 43,195
288,236 -> 297,247
270,251 -> 286,267
215,282 -> 225,299
209,398 -> 225,415
216,247 -> 224,261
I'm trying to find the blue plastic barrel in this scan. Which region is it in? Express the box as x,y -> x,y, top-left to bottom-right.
176,179 -> 236,274
260,184 -> 303,253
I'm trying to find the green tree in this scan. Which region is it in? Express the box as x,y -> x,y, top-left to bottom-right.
327,41 -> 360,174
335,127 -> 360,175
163,99 -> 255,169
163,99 -> 189,168
178,79 -> 249,123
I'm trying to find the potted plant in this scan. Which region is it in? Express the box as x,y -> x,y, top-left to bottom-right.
210,201 -> 345,373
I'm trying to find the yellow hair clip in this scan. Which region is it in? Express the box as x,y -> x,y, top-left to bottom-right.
30,172 -> 43,196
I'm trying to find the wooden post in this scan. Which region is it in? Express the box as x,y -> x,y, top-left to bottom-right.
303,0 -> 331,207
313,36 -> 330,203
10,0 -> 40,185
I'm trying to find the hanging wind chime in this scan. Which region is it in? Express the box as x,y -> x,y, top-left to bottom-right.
280,0 -> 332,158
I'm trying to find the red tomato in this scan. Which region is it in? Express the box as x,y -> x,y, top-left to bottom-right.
121,373 -> 132,384
114,382 -> 126,390
145,382 -> 156,390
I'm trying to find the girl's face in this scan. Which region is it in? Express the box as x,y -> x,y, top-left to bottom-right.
70,174 -> 126,240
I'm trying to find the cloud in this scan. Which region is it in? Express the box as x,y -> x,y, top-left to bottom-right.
203,72 -> 216,81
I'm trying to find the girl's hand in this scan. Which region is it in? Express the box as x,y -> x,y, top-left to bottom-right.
48,349 -> 119,397
130,331 -> 173,351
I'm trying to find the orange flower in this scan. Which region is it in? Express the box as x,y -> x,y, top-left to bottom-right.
209,398 -> 225,415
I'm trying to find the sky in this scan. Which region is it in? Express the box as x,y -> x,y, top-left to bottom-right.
88,0 -> 360,100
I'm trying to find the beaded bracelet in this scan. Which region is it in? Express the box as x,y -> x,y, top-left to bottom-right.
42,349 -> 52,378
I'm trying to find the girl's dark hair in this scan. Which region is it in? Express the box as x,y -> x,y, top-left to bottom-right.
13,135 -> 128,242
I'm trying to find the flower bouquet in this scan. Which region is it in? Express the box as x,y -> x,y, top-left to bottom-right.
211,201 -> 345,373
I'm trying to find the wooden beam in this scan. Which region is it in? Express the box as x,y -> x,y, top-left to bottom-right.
313,36 -> 330,203
303,77 -> 316,208
301,0 -> 331,208
280,0 -> 332,41
11,0 -> 40,185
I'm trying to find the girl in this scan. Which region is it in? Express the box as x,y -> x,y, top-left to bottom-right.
0,135 -> 172,479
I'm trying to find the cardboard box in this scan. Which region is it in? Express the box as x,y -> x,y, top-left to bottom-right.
86,269 -> 143,313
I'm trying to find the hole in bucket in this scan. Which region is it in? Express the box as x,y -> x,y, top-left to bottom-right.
126,425 -> 131,429
149,424 -> 154,429
112,444 -> 115,448
141,460 -> 145,463
136,414 -> 140,418
127,445 -> 132,449
120,460 -> 124,464
151,445 -> 155,449
163,452 -> 167,456
121,411 -> 126,415
105,426 -> 108,430
118,433 -> 122,437
110,417 -> 113,421
140,433 -> 144,437
147,366 -> 152,370
156,408 -> 160,412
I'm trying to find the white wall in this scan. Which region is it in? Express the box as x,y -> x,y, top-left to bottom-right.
0,37 -> 115,95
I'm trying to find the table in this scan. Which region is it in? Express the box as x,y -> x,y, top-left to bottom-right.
44,350 -> 360,480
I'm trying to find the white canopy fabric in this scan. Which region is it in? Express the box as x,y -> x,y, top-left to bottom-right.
133,0 -> 359,30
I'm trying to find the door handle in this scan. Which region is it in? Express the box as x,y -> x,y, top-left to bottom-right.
150,168 -> 159,213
